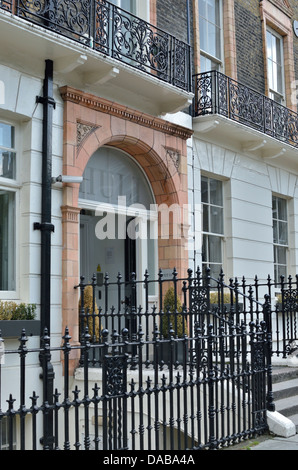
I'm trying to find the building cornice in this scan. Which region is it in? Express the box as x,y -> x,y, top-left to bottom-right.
60,86 -> 193,141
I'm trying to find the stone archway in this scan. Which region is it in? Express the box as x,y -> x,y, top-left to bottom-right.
60,86 -> 193,352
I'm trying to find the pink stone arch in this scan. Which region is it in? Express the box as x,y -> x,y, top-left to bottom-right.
60,87 -> 192,369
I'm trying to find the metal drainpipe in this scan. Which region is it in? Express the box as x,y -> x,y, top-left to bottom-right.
34,59 -> 56,337
186,0 -> 193,106
34,59 -> 56,449
187,0 -> 195,265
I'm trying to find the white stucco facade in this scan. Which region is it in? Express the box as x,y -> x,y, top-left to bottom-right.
191,138 -> 298,282
0,0 -> 297,450
0,63 -> 64,341
1,61 -> 298,336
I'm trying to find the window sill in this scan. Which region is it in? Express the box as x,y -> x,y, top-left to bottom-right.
0,179 -> 21,189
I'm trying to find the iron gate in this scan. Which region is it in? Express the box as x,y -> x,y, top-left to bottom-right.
0,268 -> 286,451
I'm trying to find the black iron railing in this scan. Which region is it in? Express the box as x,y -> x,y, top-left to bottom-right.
1,268 -> 297,450
0,0 -> 11,11
0,0 -> 191,92
78,268 -> 298,366
193,71 -> 298,149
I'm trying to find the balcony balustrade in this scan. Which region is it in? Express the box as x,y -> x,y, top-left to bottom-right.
0,0 -> 191,93
193,71 -> 298,149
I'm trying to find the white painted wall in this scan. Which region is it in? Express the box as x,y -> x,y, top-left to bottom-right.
191,136 -> 298,283
0,63 -> 64,339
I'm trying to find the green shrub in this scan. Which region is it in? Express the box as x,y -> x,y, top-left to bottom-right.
0,301 -> 37,320
210,291 -> 234,304
79,285 -> 100,341
161,287 -> 188,338
275,293 -> 282,304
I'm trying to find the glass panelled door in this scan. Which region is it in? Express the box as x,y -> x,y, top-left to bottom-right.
266,28 -> 285,104
121,0 -> 136,13
108,0 -> 141,67
79,146 -> 157,340
110,0 -> 136,14
94,0 -> 136,54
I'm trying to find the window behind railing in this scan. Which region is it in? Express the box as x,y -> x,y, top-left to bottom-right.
0,417 -> 17,450
272,195 -> 288,282
193,71 -> 298,149
2,0 -> 191,92
0,122 -> 16,293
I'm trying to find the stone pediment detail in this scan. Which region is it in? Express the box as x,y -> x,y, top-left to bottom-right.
268,0 -> 293,17
60,86 -> 193,142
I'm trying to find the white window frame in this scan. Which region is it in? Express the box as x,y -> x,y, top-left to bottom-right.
0,119 -> 20,299
78,146 -> 158,300
109,0 -> 149,21
201,175 -> 224,280
272,195 -> 288,283
199,0 -> 224,72
0,416 -> 17,450
266,27 -> 285,104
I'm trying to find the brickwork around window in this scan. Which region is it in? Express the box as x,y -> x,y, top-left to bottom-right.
191,0 -> 237,78
293,0 -> 298,87
260,0 -> 296,111
150,0 -> 157,25
223,0 -> 237,79
189,0 -> 297,106
156,0 -> 190,43
156,0 -> 195,95
234,0 -> 265,94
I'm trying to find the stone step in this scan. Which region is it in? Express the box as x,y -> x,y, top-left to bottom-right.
272,367 -> 298,384
289,414 -> 298,433
272,368 -> 298,433
275,396 -> 298,418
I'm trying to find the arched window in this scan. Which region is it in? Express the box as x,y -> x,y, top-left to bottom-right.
79,146 -> 154,210
79,146 -> 157,294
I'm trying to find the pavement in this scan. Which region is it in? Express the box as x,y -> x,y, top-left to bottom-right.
222,433 -> 298,451
226,364 -> 298,451
251,433 -> 298,450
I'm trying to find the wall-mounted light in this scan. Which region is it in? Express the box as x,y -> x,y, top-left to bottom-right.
52,175 -> 83,184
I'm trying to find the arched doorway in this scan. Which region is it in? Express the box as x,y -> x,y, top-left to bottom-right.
78,145 -> 158,311
60,86 -> 192,360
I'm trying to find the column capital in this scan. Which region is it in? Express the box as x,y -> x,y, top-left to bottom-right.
61,205 -> 81,223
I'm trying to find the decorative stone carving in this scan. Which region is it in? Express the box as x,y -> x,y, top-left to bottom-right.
165,148 -> 181,172
77,121 -> 99,148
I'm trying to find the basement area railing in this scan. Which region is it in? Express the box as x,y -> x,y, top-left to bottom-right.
1,267 -> 298,450
193,71 -> 298,149
0,0 -> 191,92
0,267 -> 278,451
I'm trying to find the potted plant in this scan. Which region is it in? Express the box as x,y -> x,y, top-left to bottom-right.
78,285 -> 103,366
0,301 -> 40,338
275,293 -> 282,309
160,287 -> 188,364
209,290 -> 243,314
79,285 -> 101,342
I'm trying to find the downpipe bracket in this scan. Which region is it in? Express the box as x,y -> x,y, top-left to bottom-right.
36,95 -> 56,109
34,222 -> 55,233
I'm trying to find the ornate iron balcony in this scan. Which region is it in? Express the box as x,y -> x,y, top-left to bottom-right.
193,71 -> 298,149
0,0 -> 191,92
